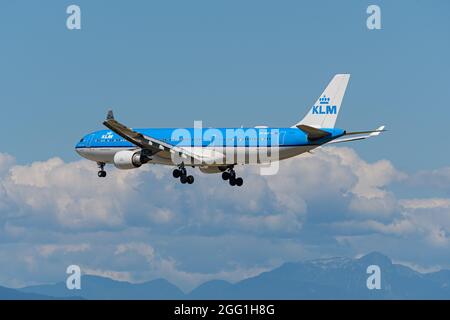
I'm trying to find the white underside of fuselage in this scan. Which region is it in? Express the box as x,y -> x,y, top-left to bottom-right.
75,145 -> 317,167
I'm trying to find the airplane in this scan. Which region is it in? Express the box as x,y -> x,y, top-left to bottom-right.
75,74 -> 385,186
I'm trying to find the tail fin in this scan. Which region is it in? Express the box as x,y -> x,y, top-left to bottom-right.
295,74 -> 350,128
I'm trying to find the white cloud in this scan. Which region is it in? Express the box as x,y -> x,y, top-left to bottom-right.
82,268 -> 133,282
2,148 -> 450,289
115,242 -> 156,264
1,156 -> 159,229
399,198 -> 450,210
349,193 -> 398,217
38,243 -> 91,258
148,208 -> 176,224
0,148 -> 404,233
0,153 -> 15,177
237,211 -> 303,233
111,241 -> 271,291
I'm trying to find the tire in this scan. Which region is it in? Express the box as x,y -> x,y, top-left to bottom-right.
180,175 -> 187,184
222,172 -> 230,180
235,177 -> 243,186
98,171 -> 106,178
229,178 -> 236,186
187,175 -> 194,184
173,169 -> 181,178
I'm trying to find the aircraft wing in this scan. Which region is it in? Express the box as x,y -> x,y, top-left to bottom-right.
326,126 -> 385,145
103,110 -> 208,163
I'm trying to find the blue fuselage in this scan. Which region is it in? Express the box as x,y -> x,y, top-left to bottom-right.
76,127 -> 345,149
75,127 -> 345,167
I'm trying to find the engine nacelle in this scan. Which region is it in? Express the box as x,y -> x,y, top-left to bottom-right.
113,150 -> 145,170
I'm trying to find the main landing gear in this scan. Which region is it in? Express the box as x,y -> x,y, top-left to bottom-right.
97,162 -> 107,178
221,167 -> 243,187
172,164 -> 194,185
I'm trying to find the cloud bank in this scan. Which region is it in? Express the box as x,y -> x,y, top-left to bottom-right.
1,148 -> 450,290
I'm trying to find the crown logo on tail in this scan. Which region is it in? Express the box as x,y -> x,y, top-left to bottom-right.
319,95 -> 330,105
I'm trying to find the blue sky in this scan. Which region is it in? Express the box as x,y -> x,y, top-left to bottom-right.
0,0 -> 449,171
1,1 -> 450,291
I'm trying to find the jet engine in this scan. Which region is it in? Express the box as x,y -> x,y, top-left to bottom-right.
113,150 -> 149,170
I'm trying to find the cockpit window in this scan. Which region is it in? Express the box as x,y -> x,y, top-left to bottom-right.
79,138 -> 84,142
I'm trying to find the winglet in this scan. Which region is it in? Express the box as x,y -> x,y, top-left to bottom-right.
106,110 -> 115,121
369,125 -> 385,137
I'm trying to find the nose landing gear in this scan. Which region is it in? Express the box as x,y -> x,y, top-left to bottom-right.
97,162 -> 107,178
173,164 -> 194,185
221,167 -> 243,187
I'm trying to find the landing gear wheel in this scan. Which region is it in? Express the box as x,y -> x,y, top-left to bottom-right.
97,162 -> 106,178
173,169 -> 181,178
229,177 -> 236,186
222,172 -> 230,180
235,177 -> 243,187
98,171 -> 106,178
176,163 -> 194,185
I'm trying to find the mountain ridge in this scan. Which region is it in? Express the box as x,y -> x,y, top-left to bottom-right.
5,252 -> 450,300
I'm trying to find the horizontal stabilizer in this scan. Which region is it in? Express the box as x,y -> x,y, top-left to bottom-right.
297,124 -> 331,141
345,126 -> 386,136
327,125 -> 385,145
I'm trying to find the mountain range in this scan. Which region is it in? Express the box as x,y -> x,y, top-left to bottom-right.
2,252 -> 449,300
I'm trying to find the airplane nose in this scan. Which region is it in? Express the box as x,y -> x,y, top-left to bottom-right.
75,146 -> 90,159
75,138 -> 88,157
